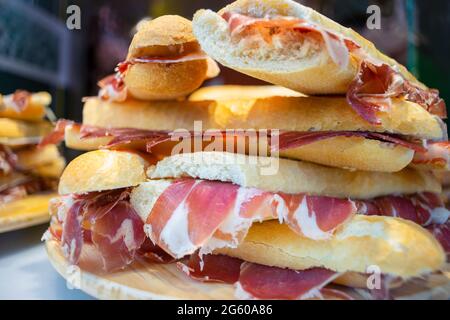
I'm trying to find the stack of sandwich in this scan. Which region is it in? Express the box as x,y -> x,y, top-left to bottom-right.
0,90 -> 64,232
45,0 -> 450,300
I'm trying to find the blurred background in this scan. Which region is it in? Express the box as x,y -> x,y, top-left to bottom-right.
0,0 -> 448,130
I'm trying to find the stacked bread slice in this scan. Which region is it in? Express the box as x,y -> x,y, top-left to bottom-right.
0,91 -> 65,232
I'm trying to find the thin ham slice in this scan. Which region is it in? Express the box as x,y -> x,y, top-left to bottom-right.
177,253 -> 346,300
274,131 -> 426,153
58,189 -> 146,271
3,90 -> 32,112
177,254 -> 242,283
412,141 -> 450,170
237,263 -> 339,300
0,145 -> 18,174
347,61 -> 446,125
221,12 -> 353,69
427,221 -> 450,255
146,179 -> 356,258
40,120 -> 427,154
357,192 -> 450,228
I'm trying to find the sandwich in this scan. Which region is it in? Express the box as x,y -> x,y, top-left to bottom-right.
192,0 -> 446,126
98,15 -> 220,102
0,91 -> 51,121
45,150 -> 449,299
43,92 -> 446,173
0,90 -> 64,232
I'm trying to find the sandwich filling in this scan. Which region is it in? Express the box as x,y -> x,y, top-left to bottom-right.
41,120 -> 449,171
220,12 -> 446,125
0,145 -> 58,205
47,178 -> 450,299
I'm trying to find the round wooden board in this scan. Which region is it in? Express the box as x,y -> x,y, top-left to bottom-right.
46,239 -> 450,300
0,193 -> 57,233
46,239 -> 236,300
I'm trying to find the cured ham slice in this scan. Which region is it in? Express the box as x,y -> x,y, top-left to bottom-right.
41,120 -> 426,154
146,179 -> 356,258
347,61 -> 446,125
177,253 -> 347,300
237,263 -> 338,300
2,90 -> 32,112
412,142 -> 450,170
57,189 -> 146,271
427,222 -> 450,255
274,131 -> 426,153
0,145 -> 18,174
177,254 -> 242,283
98,73 -> 127,102
357,193 -> 450,228
222,12 -> 355,69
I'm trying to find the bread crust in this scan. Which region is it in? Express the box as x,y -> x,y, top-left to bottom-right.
124,15 -> 217,101
124,59 -> 209,100
149,152 -> 441,199
188,85 -> 303,101
58,150 -> 149,195
82,97 -> 443,140
0,118 -> 53,139
65,125 -> 414,173
128,15 -> 197,57
193,0 -> 425,95
216,218 -> 446,278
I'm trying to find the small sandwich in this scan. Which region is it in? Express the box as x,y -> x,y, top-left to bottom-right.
0,91 -> 64,232
46,150 -> 449,299
44,90 -> 446,173
0,91 -> 51,121
192,0 -> 446,125
99,15 -> 220,102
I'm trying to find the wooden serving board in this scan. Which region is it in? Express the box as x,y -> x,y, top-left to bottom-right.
46,239 -> 450,300
0,193 -> 57,233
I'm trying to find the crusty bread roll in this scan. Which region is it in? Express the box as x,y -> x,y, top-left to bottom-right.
148,152 -> 440,199
31,157 -> 66,178
0,118 -> 53,139
188,85 -> 303,101
193,0 -> 424,95
16,145 -> 61,170
82,97 -> 443,140
0,92 -> 50,121
58,150 -> 150,195
217,218 -> 446,278
124,15 -> 219,100
64,125 -> 415,173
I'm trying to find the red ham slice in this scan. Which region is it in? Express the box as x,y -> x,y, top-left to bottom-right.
177,254 -> 242,283
274,131 -> 426,153
427,221 -> 450,255
412,141 -> 450,170
39,119 -> 76,147
40,120 -> 427,154
347,61 -> 446,125
137,238 -> 175,264
238,263 -> 338,300
0,145 -> 18,174
58,189 -> 146,271
8,90 -> 31,112
146,179 -> 356,258
177,253 -> 345,300
221,12 -> 354,69
357,192 -> 449,228
97,72 -> 127,102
